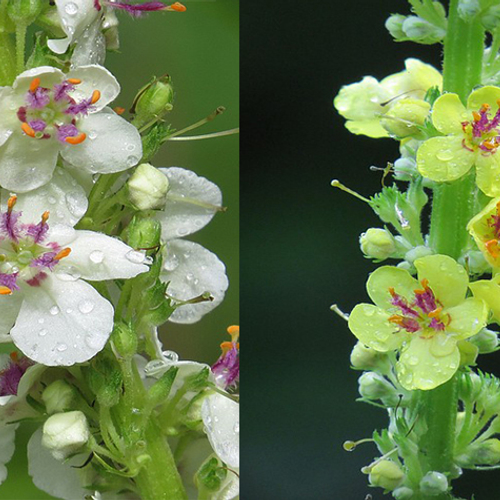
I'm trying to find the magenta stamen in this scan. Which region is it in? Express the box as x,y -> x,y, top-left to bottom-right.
25,88 -> 50,109
0,273 -> 19,291
212,344 -> 239,389
109,1 -> 168,16
0,356 -> 34,396
0,211 -> 22,242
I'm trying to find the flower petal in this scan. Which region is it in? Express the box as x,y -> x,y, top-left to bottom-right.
11,275 -> 114,366
396,336 -> 460,390
416,135 -> 474,182
345,119 -> 389,138
66,65 -> 120,112
13,66 -> 65,93
445,297 -> 488,339
0,423 -> 17,485
414,254 -> 468,308
0,87 -> 17,147
201,393 -> 239,468
0,133 -> 59,192
348,304 -> 407,351
71,20 -> 106,68
467,85 -> 500,113
469,277 -> 500,323
0,294 -> 22,338
366,266 -> 418,309
155,167 -> 223,240
1,169 -> 88,226
61,108 -> 142,174
48,0 -> 99,54
475,152 -> 500,197
431,93 -> 468,135
161,240 -> 229,324
62,230 -> 149,281
28,428 -> 89,500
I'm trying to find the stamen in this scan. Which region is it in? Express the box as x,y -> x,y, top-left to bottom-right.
65,133 -> 87,145
0,286 -> 12,295
481,103 -> 491,112
388,287 -> 396,297
7,196 -> 17,213
473,111 -> 481,122
485,239 -> 500,258
21,122 -> 36,138
67,78 -> 81,85
41,211 -> 50,224
91,90 -> 101,104
388,314 -> 404,325
9,352 -> 18,362
114,106 -> 126,115
54,248 -> 71,261
168,2 -> 186,11
29,77 -> 41,93
428,307 -> 443,318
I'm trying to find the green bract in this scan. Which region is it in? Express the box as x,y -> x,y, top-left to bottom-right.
348,255 -> 488,390
417,86 -> 500,196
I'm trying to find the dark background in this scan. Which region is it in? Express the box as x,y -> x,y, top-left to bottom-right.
242,1 -> 500,499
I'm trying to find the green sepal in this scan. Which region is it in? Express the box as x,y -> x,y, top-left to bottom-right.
7,0 -> 43,26
126,215 -> 162,250
147,366 -> 178,407
85,354 -> 123,408
140,122 -> 173,163
195,456 -> 228,493
26,32 -> 67,70
111,322 -> 138,359
183,367 -> 210,393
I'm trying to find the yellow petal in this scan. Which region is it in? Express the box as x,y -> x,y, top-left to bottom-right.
417,135 -> 474,182
445,297 -> 489,339
470,278 -> 500,323
366,266 -> 419,309
348,304 -> 407,352
345,119 -> 389,138
432,93 -> 468,135
396,336 -> 460,390
467,86 -> 500,114
414,254 -> 468,308
475,152 -> 500,197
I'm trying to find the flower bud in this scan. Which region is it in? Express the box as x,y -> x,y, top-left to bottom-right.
393,486 -> 414,500
128,163 -> 169,211
482,5 -> 500,31
358,372 -> 399,406
458,250 -> 490,275
469,439 -> 500,466
419,471 -> 448,495
404,245 -> 433,264
402,16 -> 446,45
385,14 -> 406,40
7,0 -> 43,25
381,99 -> 430,138
393,157 -> 417,181
469,328 -> 499,354
360,228 -> 396,261
42,380 -> 76,415
127,215 -> 162,250
350,342 -> 390,373
368,460 -> 405,491
458,340 -> 478,367
41,411 -> 90,461
111,323 -> 138,359
133,75 -> 174,128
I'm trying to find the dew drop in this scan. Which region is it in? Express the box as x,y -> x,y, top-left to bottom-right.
126,250 -> 146,264
50,306 -> 60,315
162,350 -> 179,363
79,300 -> 95,314
407,355 -> 419,366
89,250 -> 104,264
126,155 -> 139,167
56,265 -> 81,282
65,2 -> 79,16
233,422 -> 240,434
88,130 -> 98,140
164,254 -> 179,271
39,329 -> 48,337
48,196 -> 57,205
56,343 -> 68,352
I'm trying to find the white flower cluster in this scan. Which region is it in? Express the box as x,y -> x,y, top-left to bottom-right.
0,1 -> 238,498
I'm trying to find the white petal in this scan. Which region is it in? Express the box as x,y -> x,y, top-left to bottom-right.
48,0 -> 99,54
0,87 -> 17,148
67,65 -> 120,112
61,108 -> 142,174
162,240 -> 229,324
46,223 -> 78,246
28,428 -> 89,500
156,167 -> 223,240
202,393 -> 239,468
1,168 -> 88,226
0,294 -> 22,338
71,20 -> 106,68
63,230 -> 149,281
11,275 -> 114,366
0,133 -> 59,192
0,423 -> 17,485
13,66 -> 65,93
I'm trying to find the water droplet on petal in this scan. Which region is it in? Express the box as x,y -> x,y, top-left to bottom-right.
65,2 -> 79,15
56,343 -> 68,352
78,300 -> 95,314
436,149 -> 454,162
50,306 -> 60,315
89,250 -> 104,264
39,329 -> 47,337
162,350 -> 179,362
126,250 -> 146,264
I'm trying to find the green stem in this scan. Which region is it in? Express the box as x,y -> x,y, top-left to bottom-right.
15,23 -> 26,74
0,33 -> 15,85
421,2 -> 485,498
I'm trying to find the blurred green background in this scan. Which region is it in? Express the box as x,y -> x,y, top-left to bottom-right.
0,1 -> 238,498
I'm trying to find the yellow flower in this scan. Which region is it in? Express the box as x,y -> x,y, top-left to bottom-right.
417,86 -> 500,196
334,58 -> 441,138
348,255 -> 488,390
470,274 -> 500,324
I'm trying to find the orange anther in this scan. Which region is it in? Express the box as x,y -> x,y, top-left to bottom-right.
9,351 -> 18,362
55,248 -> 71,260
485,239 -> 499,259
29,77 -> 41,93
496,201 -> 500,214
428,307 -> 443,319
67,78 -> 81,85
221,341 -> 234,350
21,122 -> 36,138
65,132 -> 87,145
482,103 -> 491,111
0,286 -> 12,295
169,2 -> 186,11
41,211 -> 50,223
227,325 -> 239,335
114,106 -> 125,115
388,287 -> 396,297
7,195 -> 17,212
473,111 -> 482,122
483,139 -> 498,150
91,90 -> 101,104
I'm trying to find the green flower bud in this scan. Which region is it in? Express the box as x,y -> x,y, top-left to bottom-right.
469,439 -> 500,466
111,323 -> 138,359
41,411 -> 90,461
469,328 -> 499,354
385,14 -> 406,39
368,460 -> 405,491
381,99 -> 430,137
393,486 -> 414,500
128,163 -> 169,211
482,5 -> 500,31
420,471 -> 448,495
127,215 -> 162,250
350,342 -> 391,373
358,372 -> 399,406
404,245 -> 433,264
196,456 -> 228,494
42,380 -> 76,415
458,0 -> 481,19
458,340 -> 479,367
7,0 -> 43,26
458,250 -> 490,275
359,228 -> 396,261
148,366 -> 178,407
132,75 -> 174,128
402,16 -> 446,45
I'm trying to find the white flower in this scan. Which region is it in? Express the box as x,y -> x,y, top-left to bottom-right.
0,65 -> 142,192
0,189 -> 148,366
155,167 -> 229,323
